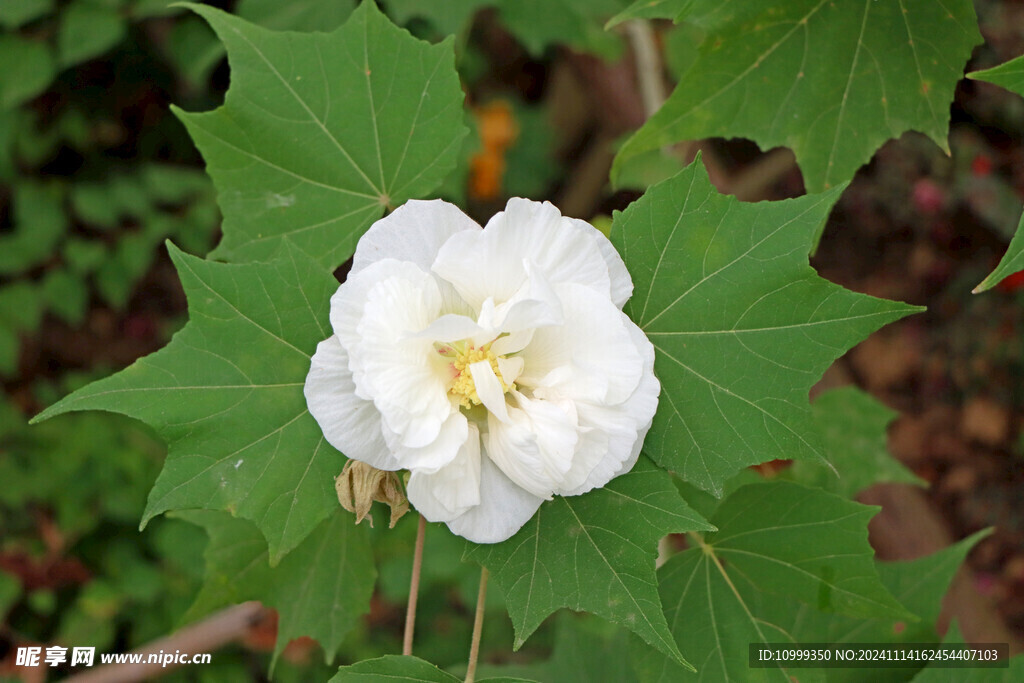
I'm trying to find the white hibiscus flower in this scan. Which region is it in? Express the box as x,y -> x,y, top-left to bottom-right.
304,198 -> 659,543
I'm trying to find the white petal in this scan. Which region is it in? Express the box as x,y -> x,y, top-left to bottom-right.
496,355 -> 524,385
558,318 -> 660,496
446,455 -> 544,543
565,217 -> 633,308
329,258 -> 418,352
484,391 -> 578,498
406,422 -> 482,522
517,283 -> 643,405
554,421 -> 609,494
433,230 -> 524,312
489,328 -> 533,356
411,313 -> 484,343
304,336 -> 400,471
433,198 -> 616,310
488,199 -> 613,298
348,266 -> 453,448
487,261 -> 563,333
382,410 -> 469,474
352,199 -> 481,276
469,360 -> 510,422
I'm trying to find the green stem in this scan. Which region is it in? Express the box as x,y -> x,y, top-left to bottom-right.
403,515 -> 427,656
464,566 -> 489,683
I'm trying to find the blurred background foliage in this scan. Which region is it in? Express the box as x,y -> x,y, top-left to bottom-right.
6,0 -> 1024,680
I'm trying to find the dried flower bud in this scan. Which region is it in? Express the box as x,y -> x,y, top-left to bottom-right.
335,460 -> 409,528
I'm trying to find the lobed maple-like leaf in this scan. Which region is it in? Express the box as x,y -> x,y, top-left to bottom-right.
180,509 -> 374,663
612,0 -> 982,193
786,386 -> 925,498
176,1 -> 468,269
633,482 -> 911,682
769,530 -> 991,683
465,456 -> 714,669
34,243 -> 340,563
909,622 -> 1022,682
330,655 -> 536,682
968,56 -> 1024,293
612,159 -> 921,495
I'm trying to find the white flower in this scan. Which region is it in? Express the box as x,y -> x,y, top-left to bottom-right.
304,198 -> 659,543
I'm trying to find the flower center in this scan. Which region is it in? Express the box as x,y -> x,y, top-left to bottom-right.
437,340 -> 514,409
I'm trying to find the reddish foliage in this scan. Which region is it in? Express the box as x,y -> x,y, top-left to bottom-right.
0,550 -> 90,592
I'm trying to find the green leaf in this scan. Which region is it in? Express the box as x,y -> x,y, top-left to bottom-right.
0,282 -> 42,333
0,109 -> 16,180
388,0 -> 625,55
0,36 -> 56,109
633,482 -> 910,682
41,270 -> 88,326
166,14 -> 230,86
478,613 -> 638,682
237,0 -> 356,32
64,239 -> 109,275
611,143 -> 685,192
166,0 -> 356,88
141,163 -> 214,204
33,243 -> 343,563
497,0 -> 625,57
466,456 -> 713,669
606,0 -> 689,29
0,0 -> 53,29
737,530 -> 991,683
710,483 -> 909,618
770,530 -> 992,683
71,182 -> 121,229
612,0 -> 982,193
663,20 -> 705,80
0,182 -> 67,276
0,571 -> 19,618
385,0 -> 489,37
131,0 -> 180,19
967,57 -> 1024,292
0,327 -> 17,375
612,159 -> 921,494
94,234 -> 157,309
58,0 -> 127,68
107,175 -> 151,218
785,386 -> 925,498
878,531 -> 989,628
966,214 -> 1024,294
182,509 -> 374,663
330,655 -> 537,682
503,104 -> 559,199
909,622 -> 1023,682
176,1 -> 468,268
331,656 -> 462,683
966,51 -> 1024,93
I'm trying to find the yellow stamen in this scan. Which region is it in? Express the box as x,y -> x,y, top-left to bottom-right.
442,341 -> 514,409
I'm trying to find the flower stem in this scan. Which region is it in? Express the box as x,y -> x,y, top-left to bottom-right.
403,515 -> 427,656
464,566 -> 489,683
